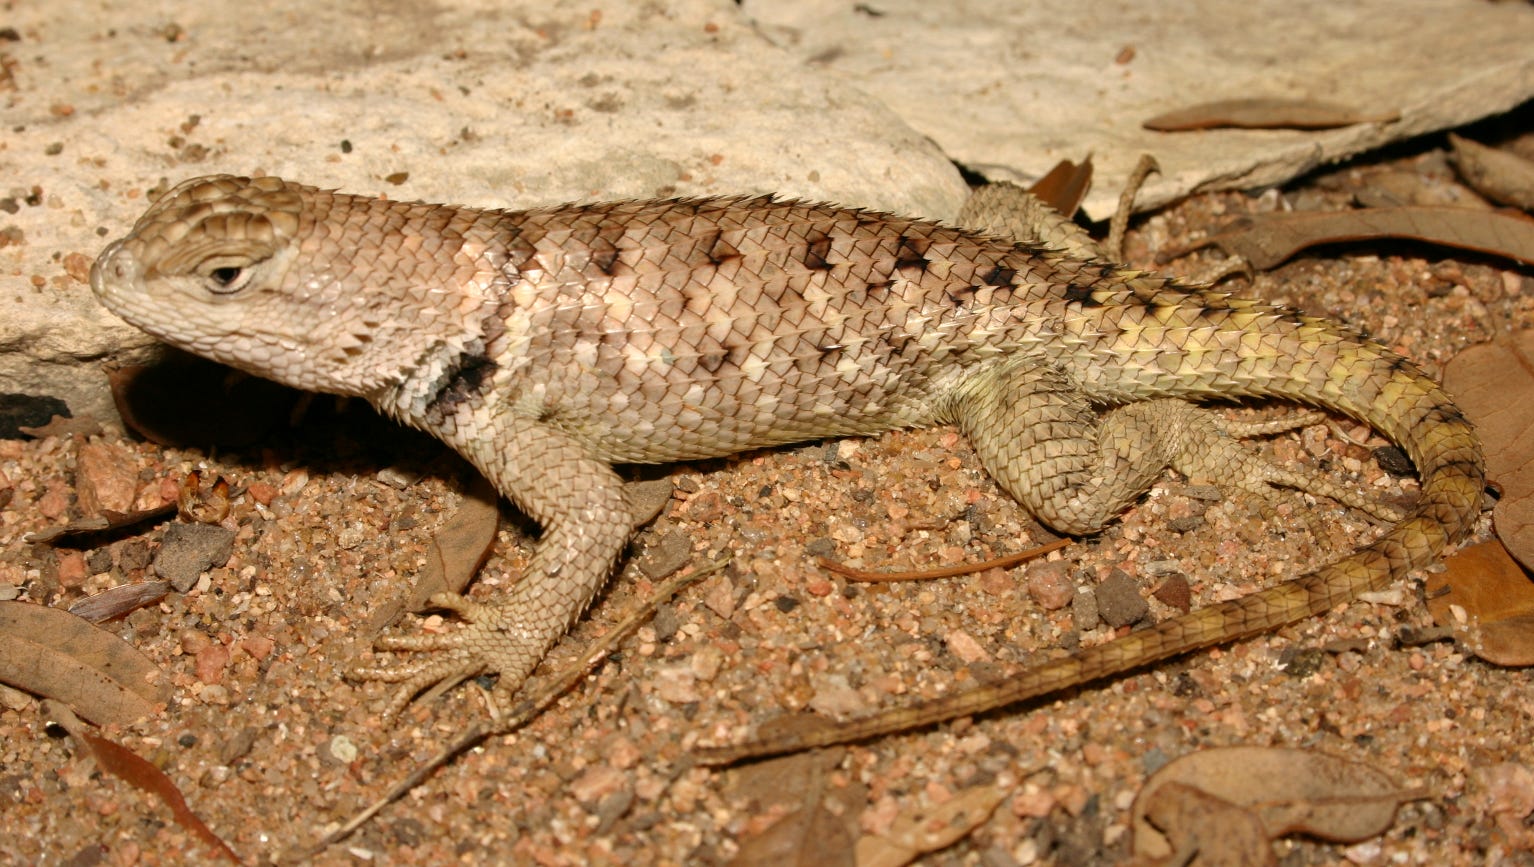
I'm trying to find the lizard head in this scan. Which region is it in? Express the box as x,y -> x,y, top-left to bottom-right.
91,174 -> 504,400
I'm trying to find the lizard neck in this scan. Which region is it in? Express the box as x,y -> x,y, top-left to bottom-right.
358,210 -> 525,426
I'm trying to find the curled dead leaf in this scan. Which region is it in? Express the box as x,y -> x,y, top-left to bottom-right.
177,471 -> 232,525
1442,332 -> 1534,571
854,785 -> 1007,867
1426,541 -> 1534,667
1131,746 -> 1424,862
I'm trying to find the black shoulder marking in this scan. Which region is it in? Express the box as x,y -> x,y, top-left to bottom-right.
895,235 -> 930,273
802,229 -> 835,271
425,351 -> 497,418
1063,284 -> 1100,307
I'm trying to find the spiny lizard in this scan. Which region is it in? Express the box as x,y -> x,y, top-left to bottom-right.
89,175 -> 1484,761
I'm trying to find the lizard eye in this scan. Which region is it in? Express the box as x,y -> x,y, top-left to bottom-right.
204,265 -> 250,295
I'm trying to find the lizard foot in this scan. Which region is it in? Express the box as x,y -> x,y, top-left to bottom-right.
351,592 -> 525,721
1171,405 -> 1408,524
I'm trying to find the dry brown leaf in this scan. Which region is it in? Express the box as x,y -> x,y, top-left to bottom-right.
17,414 -> 105,439
1426,541 -> 1534,667
625,477 -> 676,528
1187,206 -> 1534,270
1450,133 -> 1534,211
1143,98 -> 1398,131
1026,157 -> 1093,218
854,785 -> 1007,867
0,601 -> 170,726
1442,332 -> 1534,570
45,700 -> 240,863
726,750 -> 857,867
730,805 -> 855,867
27,502 -> 176,545
368,473 -> 500,633
723,747 -> 849,823
1131,746 -> 1422,861
67,580 -> 173,623
414,471 -> 500,601
1133,782 -> 1275,867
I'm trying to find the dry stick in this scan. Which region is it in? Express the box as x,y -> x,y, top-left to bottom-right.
818,537 -> 1072,582
301,556 -> 730,858
1103,154 -> 1161,264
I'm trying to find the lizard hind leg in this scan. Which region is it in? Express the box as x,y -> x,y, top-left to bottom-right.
950,359 -> 1176,536
951,361 -> 1403,536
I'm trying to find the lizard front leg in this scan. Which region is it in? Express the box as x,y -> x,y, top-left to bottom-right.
351,413 -> 632,720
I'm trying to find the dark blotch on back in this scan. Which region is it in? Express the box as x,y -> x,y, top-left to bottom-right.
983,265 -> 1016,287
1423,402 -> 1470,428
947,284 -> 978,310
699,351 -> 729,374
502,222 -> 542,273
895,235 -> 930,273
802,230 -> 835,271
1063,284 -> 1101,307
705,231 -> 740,266
590,242 -> 621,275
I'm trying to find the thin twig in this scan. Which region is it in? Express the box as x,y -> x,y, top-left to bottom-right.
818,537 -> 1071,582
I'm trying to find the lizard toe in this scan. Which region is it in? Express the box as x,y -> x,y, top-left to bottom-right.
352,648 -> 488,720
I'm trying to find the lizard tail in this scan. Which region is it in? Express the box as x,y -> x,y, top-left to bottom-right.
698,306 -> 1484,764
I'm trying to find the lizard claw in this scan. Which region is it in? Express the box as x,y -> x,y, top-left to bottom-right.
350,592 -> 513,720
